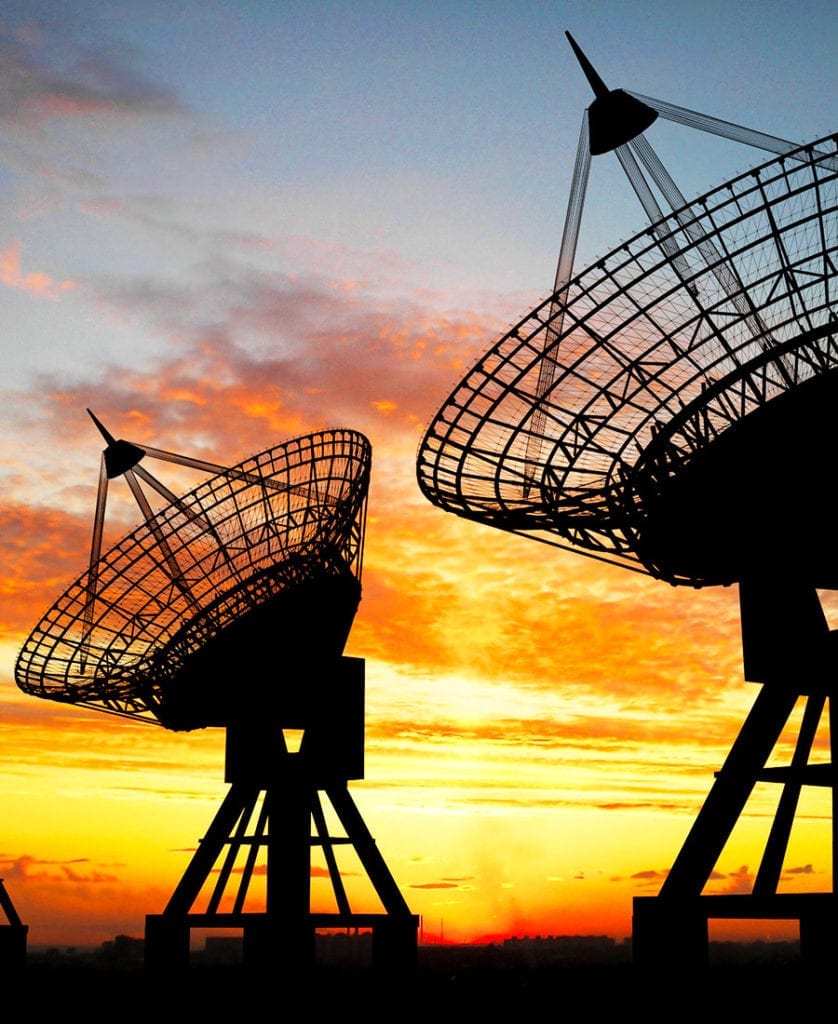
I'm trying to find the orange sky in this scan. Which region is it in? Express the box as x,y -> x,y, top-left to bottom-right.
1,346 -> 832,947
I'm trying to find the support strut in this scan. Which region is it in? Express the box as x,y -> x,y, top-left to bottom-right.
633,578 -> 838,966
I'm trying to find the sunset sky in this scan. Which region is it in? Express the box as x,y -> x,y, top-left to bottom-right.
1,1 -> 836,950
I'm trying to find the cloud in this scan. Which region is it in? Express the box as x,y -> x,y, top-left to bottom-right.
0,500 -> 91,634
629,869 -> 666,882
0,853 -> 118,883
596,801 -> 686,812
61,861 -> 120,884
0,240 -> 76,297
784,864 -> 814,876
722,865 -> 754,894
0,21 -> 185,127
364,711 -> 731,755
79,264 -> 498,444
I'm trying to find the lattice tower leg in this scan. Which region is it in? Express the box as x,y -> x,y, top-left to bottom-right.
0,879 -> 27,973
145,764 -> 417,973
633,578 -> 838,966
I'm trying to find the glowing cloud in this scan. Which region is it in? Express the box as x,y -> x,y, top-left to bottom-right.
0,241 -> 75,298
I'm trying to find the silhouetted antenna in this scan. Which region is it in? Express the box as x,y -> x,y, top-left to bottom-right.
417,32 -> 838,968
418,35 -> 837,578
17,416 -> 417,972
0,878 -> 27,971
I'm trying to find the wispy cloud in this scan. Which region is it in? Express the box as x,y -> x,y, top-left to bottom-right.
77,267 -> 499,440
0,240 -> 75,297
0,21 -> 184,127
0,853 -> 118,883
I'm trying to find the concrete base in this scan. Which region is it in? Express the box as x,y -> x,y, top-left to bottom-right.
633,893 -> 838,967
0,925 -> 28,973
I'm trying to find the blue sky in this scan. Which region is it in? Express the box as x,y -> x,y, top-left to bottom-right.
2,2 -> 834,404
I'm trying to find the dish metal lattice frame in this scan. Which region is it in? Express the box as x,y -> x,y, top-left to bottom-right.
417,136 -> 838,585
15,429 -> 371,723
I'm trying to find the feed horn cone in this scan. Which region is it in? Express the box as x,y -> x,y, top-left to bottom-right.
565,31 -> 658,154
87,408 -> 146,479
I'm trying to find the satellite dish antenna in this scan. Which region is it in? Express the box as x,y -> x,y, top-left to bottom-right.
16,414 -> 418,972
417,33 -> 838,966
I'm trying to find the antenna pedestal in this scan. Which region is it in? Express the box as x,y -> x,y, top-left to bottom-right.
632,578 -> 838,966
144,657 -> 418,974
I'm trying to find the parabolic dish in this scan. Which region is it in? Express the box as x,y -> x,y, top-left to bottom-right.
417,135 -> 838,587
15,429 -> 371,729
